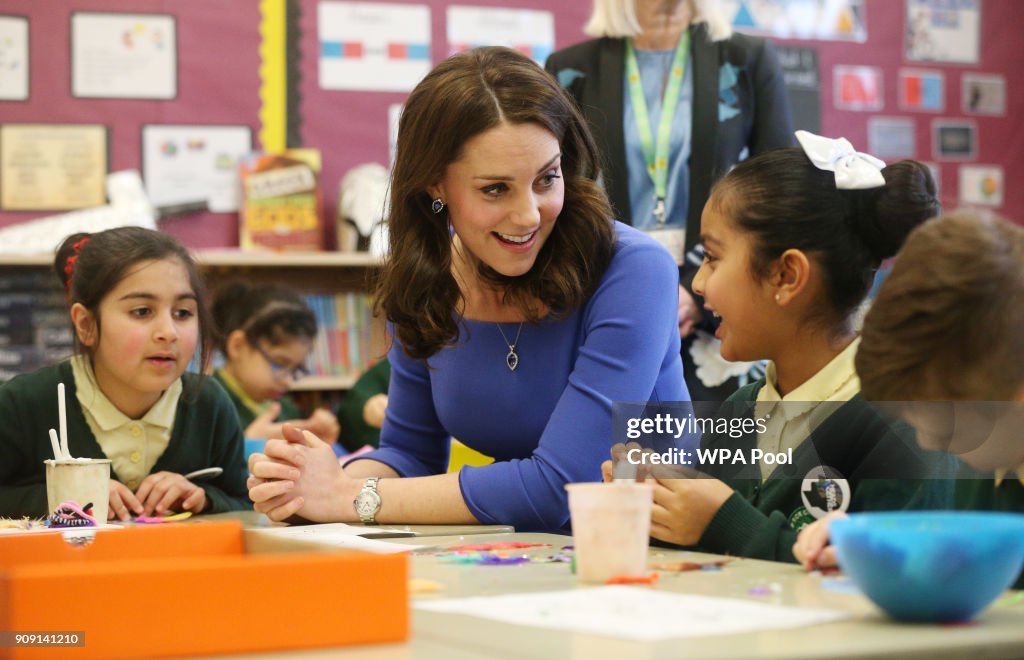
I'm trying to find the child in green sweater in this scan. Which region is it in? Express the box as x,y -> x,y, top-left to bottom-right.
606,132 -> 953,561
0,227 -> 250,520
211,282 -> 340,449
794,210 -> 1024,576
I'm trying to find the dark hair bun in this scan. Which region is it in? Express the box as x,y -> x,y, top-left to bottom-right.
854,160 -> 940,262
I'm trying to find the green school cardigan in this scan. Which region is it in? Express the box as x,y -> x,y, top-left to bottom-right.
0,361 -> 251,518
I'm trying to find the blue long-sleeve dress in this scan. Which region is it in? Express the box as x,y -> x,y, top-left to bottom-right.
352,222 -> 689,531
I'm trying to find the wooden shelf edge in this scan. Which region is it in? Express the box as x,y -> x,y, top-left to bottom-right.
289,375 -> 358,391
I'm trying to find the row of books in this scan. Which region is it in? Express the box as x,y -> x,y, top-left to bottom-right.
303,292 -> 379,379
0,272 -> 74,381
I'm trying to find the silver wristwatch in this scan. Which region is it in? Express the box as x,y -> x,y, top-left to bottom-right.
353,476 -> 382,524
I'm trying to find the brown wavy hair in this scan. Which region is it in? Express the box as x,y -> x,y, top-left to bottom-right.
857,210 -> 1024,400
376,46 -> 615,359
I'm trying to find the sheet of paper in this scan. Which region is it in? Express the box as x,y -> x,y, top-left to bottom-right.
142,125 -> 252,212
962,74 -> 1006,116
833,65 -> 883,112
416,586 -> 848,641
0,124 -> 108,211
318,2 -> 431,92
0,15 -> 29,100
71,13 -> 176,99
721,0 -> 866,42
250,523 -> 424,554
867,117 -> 916,160
446,7 -> 554,65
905,0 -> 980,64
959,165 -> 1003,207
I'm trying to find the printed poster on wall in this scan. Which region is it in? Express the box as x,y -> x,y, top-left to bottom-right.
318,2 -> 431,92
962,74 -> 1006,115
905,0 -> 980,64
868,117 -> 916,160
933,119 -> 976,161
959,165 -> 1003,207
0,124 -> 108,211
833,65 -> 882,111
141,125 -> 253,212
71,13 -> 176,99
0,15 -> 29,101
388,102 -> 402,168
898,69 -> 944,113
776,46 -> 821,133
446,7 -> 554,65
721,0 -> 866,42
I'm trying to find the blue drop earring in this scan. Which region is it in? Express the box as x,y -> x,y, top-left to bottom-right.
431,198 -> 446,214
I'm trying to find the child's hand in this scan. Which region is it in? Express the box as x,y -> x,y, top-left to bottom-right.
363,394 -> 388,429
247,423 -> 348,522
297,408 -> 341,445
135,471 -> 207,516
245,402 -> 283,440
650,468 -> 734,546
108,480 -> 144,521
793,511 -> 847,570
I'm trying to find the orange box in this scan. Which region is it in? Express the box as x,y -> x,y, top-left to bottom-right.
0,521 -> 407,659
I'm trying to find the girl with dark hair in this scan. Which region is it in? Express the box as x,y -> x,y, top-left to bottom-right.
210,281 -> 339,448
247,46 -> 688,531
606,132 -> 954,560
0,226 -> 250,520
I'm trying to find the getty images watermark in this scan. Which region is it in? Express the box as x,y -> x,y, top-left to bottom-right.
613,401 -> 793,469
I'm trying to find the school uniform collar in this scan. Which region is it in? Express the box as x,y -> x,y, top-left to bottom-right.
757,337 -> 861,421
993,468 -> 1024,487
70,356 -> 181,432
215,368 -> 267,417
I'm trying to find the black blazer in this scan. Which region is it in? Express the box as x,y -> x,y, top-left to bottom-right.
546,23 -> 794,265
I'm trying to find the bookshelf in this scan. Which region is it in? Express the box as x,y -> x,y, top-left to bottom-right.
0,251 -> 385,391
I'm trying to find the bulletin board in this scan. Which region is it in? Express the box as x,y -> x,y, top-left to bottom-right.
771,0 -> 1023,221
0,0 -> 1020,252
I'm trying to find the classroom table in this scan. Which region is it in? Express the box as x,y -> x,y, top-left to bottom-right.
194,526 -> 1024,660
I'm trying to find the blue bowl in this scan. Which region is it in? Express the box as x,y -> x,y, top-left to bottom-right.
831,512 -> 1024,622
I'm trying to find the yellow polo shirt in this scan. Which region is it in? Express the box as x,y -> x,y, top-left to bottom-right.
754,337 -> 861,479
71,356 -> 181,491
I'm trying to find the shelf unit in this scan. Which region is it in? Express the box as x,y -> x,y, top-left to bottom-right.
0,250 -> 385,391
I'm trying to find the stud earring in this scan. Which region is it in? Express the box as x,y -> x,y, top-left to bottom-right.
774,293 -> 781,302
431,198 -> 446,214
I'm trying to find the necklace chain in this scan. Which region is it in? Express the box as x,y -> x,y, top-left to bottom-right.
495,322 -> 524,372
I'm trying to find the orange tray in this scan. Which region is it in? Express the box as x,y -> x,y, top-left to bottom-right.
0,521 -> 407,659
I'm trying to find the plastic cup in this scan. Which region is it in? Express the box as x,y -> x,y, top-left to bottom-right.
44,458 -> 111,523
566,482 -> 654,583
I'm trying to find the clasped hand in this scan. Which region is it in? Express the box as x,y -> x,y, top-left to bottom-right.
601,442 -> 734,546
247,423 -> 356,522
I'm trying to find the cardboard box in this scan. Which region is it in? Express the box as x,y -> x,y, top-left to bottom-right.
0,521 -> 407,659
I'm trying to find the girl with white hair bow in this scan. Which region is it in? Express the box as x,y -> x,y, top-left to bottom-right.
602,131 -> 956,563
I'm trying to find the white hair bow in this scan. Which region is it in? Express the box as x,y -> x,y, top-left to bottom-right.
795,130 -> 886,190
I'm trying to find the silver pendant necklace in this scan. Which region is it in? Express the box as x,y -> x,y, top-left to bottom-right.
495,322 -> 524,371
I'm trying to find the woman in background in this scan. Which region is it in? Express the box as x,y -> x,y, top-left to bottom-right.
546,0 -> 794,400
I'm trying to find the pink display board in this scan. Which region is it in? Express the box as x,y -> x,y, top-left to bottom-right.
1,0 -> 1020,251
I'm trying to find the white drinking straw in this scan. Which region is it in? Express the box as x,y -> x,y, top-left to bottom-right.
48,428 -> 62,462
58,382 -> 70,460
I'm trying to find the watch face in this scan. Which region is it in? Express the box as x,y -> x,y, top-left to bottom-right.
354,491 -> 381,517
